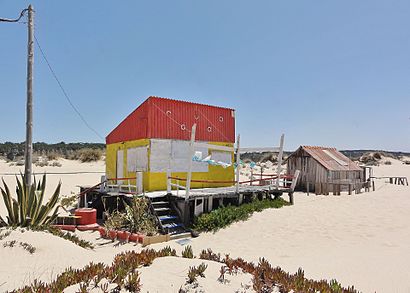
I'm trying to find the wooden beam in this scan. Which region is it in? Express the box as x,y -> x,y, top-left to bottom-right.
276,134 -> 285,189
185,124 -> 197,200
239,147 -> 281,153
193,142 -> 234,152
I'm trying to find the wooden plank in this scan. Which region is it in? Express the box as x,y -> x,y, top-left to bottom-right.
289,170 -> 300,192
315,183 -> 320,195
185,124 -> 197,200
236,134 -> 241,196
194,142 -> 234,152
276,134 -> 285,190
239,147 -> 280,153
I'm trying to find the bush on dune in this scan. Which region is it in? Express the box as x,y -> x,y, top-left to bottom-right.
193,198 -> 289,232
69,148 -> 102,162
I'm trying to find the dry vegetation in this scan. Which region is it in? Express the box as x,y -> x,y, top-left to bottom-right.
9,246 -> 359,292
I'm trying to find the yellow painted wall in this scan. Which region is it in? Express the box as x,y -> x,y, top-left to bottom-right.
106,139 -> 235,192
106,139 -> 150,187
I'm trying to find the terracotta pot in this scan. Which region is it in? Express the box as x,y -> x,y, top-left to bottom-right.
124,231 -> 131,242
98,226 -> 106,238
108,230 -> 117,241
117,230 -> 130,241
129,233 -> 139,242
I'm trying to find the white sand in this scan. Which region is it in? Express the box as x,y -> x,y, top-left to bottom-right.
0,157 -> 409,292
0,158 -> 104,215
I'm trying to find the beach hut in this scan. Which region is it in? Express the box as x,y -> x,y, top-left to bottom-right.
286,146 -> 364,192
105,96 -> 235,192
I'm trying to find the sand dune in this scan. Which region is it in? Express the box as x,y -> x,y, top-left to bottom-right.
0,157 -> 409,292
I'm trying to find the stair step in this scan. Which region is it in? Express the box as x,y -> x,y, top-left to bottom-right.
159,215 -> 178,221
163,223 -> 183,229
152,201 -> 168,205
170,231 -> 192,240
154,207 -> 170,212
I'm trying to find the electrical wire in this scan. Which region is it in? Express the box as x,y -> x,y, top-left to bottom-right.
34,35 -> 104,141
0,9 -> 28,23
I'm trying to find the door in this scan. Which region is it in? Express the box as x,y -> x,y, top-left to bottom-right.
117,149 -> 124,185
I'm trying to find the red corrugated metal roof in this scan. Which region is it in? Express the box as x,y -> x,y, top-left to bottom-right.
293,146 -> 362,171
106,96 -> 235,144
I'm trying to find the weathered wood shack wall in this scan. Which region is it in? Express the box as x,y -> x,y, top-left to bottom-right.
286,149 -> 364,192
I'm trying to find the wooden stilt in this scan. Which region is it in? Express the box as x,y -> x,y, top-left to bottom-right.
289,192 -> 294,205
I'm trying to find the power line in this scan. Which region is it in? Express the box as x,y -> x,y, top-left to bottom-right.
34,35 -> 104,141
0,9 -> 28,23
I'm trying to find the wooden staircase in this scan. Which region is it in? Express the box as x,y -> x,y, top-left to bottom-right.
149,196 -> 191,239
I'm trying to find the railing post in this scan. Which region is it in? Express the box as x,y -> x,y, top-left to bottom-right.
166,169 -> 171,195
276,134 -> 285,189
236,134 -> 243,204
185,124 -> 197,200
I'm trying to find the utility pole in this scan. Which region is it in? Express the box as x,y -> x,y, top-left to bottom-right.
24,5 -> 34,187
0,6 -> 34,187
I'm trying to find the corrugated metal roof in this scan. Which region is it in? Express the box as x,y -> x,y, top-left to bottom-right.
298,146 -> 362,171
106,96 -> 235,144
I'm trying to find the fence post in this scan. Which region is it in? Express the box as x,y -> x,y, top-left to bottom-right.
276,134 -> 285,189
166,169 -> 171,195
236,135 -> 243,204
185,124 -> 197,201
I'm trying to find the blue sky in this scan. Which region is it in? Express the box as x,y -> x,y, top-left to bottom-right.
1,1 -> 409,151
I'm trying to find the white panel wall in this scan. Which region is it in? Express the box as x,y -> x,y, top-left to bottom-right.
150,139 -> 208,172
127,146 -> 148,172
211,150 -> 232,164
150,139 -> 171,172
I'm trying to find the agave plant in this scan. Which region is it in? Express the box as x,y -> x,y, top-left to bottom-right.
0,174 -> 61,227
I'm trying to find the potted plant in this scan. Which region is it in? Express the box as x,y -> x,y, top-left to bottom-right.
117,230 -> 130,242
108,229 -> 117,241
98,226 -> 107,238
129,233 -> 139,242
104,210 -> 126,242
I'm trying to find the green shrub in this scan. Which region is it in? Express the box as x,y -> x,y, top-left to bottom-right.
124,197 -> 157,235
193,198 -> 288,232
182,245 -> 194,259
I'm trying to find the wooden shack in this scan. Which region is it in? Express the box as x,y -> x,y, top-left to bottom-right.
286,146 -> 364,192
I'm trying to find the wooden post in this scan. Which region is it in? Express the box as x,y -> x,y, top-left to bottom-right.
321,183 -> 327,195
250,169 -> 253,186
288,192 -> 294,205
24,5 -> 34,187
315,183 -> 320,195
166,169 -> 171,195
348,184 -> 352,195
289,170 -> 300,192
236,135 -> 243,204
276,134 -> 285,190
185,124 -> 197,201
306,181 -> 310,196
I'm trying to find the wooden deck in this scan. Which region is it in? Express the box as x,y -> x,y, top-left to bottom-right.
145,184 -> 293,200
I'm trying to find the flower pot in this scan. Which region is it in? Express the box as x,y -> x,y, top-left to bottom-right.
129,233 -> 139,242
108,230 -> 117,241
124,231 -> 131,242
117,230 -> 130,242
98,226 -> 106,238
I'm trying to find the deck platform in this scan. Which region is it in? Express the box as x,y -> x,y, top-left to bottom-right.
144,184 -> 293,200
